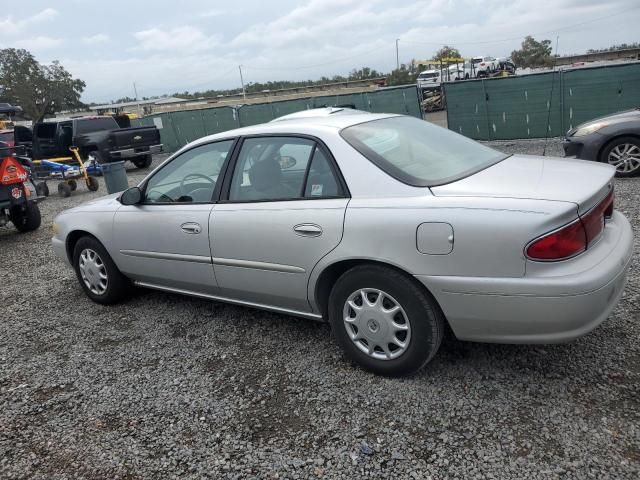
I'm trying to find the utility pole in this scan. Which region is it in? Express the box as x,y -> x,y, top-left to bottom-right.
238,65 -> 246,101
133,82 -> 141,116
395,39 -> 400,71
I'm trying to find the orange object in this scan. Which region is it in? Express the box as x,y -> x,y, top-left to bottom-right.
0,156 -> 28,185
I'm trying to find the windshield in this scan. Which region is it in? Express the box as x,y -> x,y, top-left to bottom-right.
75,117 -> 119,134
418,72 -> 439,79
472,58 -> 482,64
340,116 -> 507,186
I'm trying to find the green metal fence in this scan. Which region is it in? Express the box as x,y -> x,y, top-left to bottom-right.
135,85 -> 420,153
443,62 -> 640,140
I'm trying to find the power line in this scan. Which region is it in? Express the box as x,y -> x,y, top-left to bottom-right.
399,6 -> 639,46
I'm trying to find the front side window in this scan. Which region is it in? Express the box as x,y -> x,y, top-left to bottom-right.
144,140 -> 233,203
228,136 -> 344,202
341,116 -> 507,186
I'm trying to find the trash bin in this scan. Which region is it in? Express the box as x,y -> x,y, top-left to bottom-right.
101,161 -> 129,194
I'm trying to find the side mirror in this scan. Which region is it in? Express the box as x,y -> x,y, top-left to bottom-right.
120,186 -> 142,205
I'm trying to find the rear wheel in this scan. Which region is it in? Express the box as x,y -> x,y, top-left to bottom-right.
73,236 -> 130,304
68,179 -> 77,191
86,176 -> 99,191
328,264 -> 444,376
133,154 -> 152,169
10,202 -> 41,232
599,136 -> 640,177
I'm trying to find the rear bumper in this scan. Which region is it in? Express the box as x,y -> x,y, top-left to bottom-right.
417,211 -> 633,343
110,144 -> 162,160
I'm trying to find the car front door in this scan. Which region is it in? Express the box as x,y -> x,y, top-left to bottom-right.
113,139 -> 235,294
210,136 -> 349,313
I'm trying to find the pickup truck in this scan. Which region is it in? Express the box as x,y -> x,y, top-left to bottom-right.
14,116 -> 162,168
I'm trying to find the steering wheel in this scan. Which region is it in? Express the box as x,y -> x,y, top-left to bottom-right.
179,173 -> 215,196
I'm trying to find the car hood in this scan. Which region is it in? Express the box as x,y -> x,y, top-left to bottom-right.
59,192 -> 121,215
568,108 -> 640,134
431,154 -> 614,213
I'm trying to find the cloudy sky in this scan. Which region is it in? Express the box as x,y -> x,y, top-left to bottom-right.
1,0 -> 638,102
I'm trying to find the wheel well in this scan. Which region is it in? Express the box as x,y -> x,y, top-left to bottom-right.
65,230 -> 96,262
597,134 -> 640,162
313,259 -> 448,326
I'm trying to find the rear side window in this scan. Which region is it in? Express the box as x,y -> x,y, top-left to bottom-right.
228,136 -> 344,202
341,116 -> 507,187
75,117 -> 119,134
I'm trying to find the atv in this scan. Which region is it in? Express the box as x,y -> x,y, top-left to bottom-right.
0,144 -> 41,233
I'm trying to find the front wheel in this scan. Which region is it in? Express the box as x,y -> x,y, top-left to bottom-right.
10,202 -> 41,232
73,236 -> 131,304
328,265 -> 444,376
599,136 -> 640,177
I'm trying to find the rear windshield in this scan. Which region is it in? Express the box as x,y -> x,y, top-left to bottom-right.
340,116 -> 507,187
472,58 -> 482,64
75,117 -> 118,134
418,72 -> 439,79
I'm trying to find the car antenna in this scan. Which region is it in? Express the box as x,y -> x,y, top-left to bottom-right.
542,36 -> 560,157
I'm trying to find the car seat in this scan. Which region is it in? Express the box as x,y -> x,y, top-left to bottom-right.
247,157 -> 297,200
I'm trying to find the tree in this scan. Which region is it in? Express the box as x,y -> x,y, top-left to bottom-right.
0,48 -> 85,122
433,45 -> 461,61
511,36 -> 553,68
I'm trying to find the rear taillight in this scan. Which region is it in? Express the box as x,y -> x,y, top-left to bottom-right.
526,191 -> 614,261
581,191 -> 614,244
480,63 -> 486,66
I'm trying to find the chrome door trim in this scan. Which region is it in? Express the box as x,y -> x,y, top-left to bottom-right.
293,223 -> 323,237
134,281 -> 323,321
211,257 -> 305,274
180,222 -> 202,234
120,249 -> 212,264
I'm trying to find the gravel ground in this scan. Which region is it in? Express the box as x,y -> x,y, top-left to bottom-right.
1,141 -> 639,479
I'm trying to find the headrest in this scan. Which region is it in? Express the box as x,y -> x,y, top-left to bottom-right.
249,157 -> 282,192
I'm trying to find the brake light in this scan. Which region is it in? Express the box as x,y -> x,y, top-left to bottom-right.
526,219 -> 586,260
0,156 -> 28,185
480,63 -> 486,66
581,191 -> 614,244
526,191 -> 614,261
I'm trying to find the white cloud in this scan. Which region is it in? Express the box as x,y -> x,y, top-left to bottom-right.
14,36 -> 63,50
0,8 -> 58,36
82,33 -> 110,45
133,26 -> 220,52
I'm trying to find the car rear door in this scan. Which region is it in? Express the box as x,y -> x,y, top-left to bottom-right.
210,135 -> 349,313
113,139 -> 235,294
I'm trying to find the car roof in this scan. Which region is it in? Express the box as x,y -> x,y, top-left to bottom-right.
269,107 -> 365,123
184,109 -> 398,150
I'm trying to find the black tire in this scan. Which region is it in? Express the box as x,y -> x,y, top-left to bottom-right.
132,154 -> 152,169
10,202 -> 41,232
68,179 -> 77,191
72,236 -> 131,305
35,181 -> 49,197
598,136 -> 640,178
86,176 -> 99,191
328,264 -> 444,376
90,151 -> 105,164
58,182 -> 72,197
464,73 -> 470,80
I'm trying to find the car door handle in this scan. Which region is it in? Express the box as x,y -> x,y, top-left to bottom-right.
181,222 -> 202,234
293,223 -> 323,237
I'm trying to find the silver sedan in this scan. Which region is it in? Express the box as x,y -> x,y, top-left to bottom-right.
52,108 -> 633,376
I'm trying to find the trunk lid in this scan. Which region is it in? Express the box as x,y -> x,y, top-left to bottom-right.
110,126 -> 160,150
431,154 -> 614,213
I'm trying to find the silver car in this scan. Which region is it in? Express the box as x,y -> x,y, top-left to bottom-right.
52,108 -> 633,376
